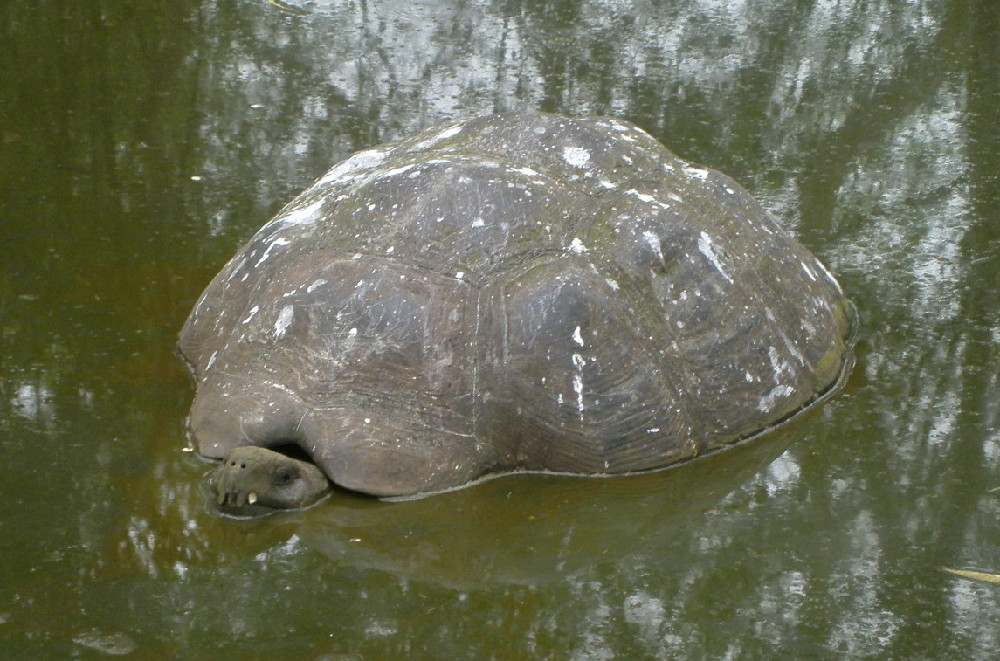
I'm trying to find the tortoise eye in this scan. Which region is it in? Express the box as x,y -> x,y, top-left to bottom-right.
274,468 -> 299,486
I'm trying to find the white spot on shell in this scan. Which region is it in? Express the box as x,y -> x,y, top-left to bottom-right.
643,231 -> 663,261
800,260 -> 818,281
684,166 -> 709,181
563,147 -> 591,168
627,189 -> 670,209
279,199 -> 324,226
569,238 -> 588,254
758,385 -> 795,412
766,308 -> 807,365
471,217 -> 485,228
307,279 -> 327,293
815,258 -> 842,291
255,238 -> 290,267
768,346 -> 796,378
413,124 -> 463,150
605,278 -> 620,291
273,305 -> 294,339
697,232 -> 733,284
317,149 -> 386,186
347,327 -> 358,338
511,166 -> 540,177
629,190 -> 657,204
379,164 -> 416,179
572,326 -> 584,346
241,306 -> 260,324
455,271 -> 465,280
572,372 -> 585,414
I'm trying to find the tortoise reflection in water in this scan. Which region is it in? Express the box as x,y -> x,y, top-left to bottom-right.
178,112 -> 853,516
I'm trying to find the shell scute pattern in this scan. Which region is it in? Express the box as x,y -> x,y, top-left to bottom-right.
179,112 -> 852,497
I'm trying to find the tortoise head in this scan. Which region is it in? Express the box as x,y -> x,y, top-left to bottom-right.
208,446 -> 332,516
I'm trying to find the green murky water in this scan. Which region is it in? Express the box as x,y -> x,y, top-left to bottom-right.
1,1 -> 998,659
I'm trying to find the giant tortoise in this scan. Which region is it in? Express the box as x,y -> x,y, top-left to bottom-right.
179,112 -> 853,515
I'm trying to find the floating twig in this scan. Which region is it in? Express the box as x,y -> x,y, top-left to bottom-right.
265,0 -> 310,16
943,567 -> 1000,584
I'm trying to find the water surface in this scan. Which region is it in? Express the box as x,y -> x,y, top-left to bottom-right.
1,1 -> 998,659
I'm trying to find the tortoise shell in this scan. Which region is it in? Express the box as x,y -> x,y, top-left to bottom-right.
179,112 -> 852,497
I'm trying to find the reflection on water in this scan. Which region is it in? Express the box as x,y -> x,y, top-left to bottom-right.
1,0 -> 998,658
